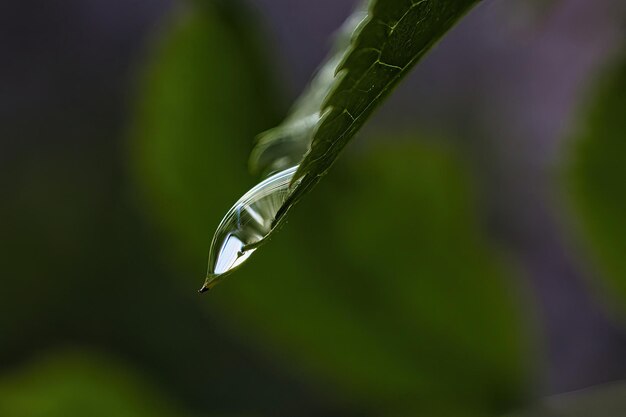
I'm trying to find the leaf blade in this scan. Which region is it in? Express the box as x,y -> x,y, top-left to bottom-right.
566,53 -> 626,317
252,0 -> 481,217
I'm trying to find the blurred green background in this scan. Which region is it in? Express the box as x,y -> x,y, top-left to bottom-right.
1,0 -> 626,416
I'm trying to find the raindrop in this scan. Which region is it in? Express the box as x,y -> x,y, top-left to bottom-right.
200,166 -> 298,291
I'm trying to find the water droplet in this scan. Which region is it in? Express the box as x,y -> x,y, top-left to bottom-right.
202,166 -> 298,290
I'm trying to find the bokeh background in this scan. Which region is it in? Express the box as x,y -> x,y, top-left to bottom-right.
2,0 -> 626,416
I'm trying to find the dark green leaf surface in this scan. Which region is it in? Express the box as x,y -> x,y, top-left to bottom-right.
566,54 -> 626,316
252,0 -> 481,221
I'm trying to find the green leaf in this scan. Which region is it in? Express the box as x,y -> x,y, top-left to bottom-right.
251,0 -> 481,220
0,350 -> 184,417
566,54 -> 626,316
132,2 -> 278,264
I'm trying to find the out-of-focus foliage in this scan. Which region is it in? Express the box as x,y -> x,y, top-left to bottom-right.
507,381 -> 626,417
566,54 -> 626,316
0,350 -> 183,417
133,1 -> 279,265
133,3 -> 533,413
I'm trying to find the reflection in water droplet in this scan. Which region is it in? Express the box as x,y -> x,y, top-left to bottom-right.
202,166 -> 298,290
